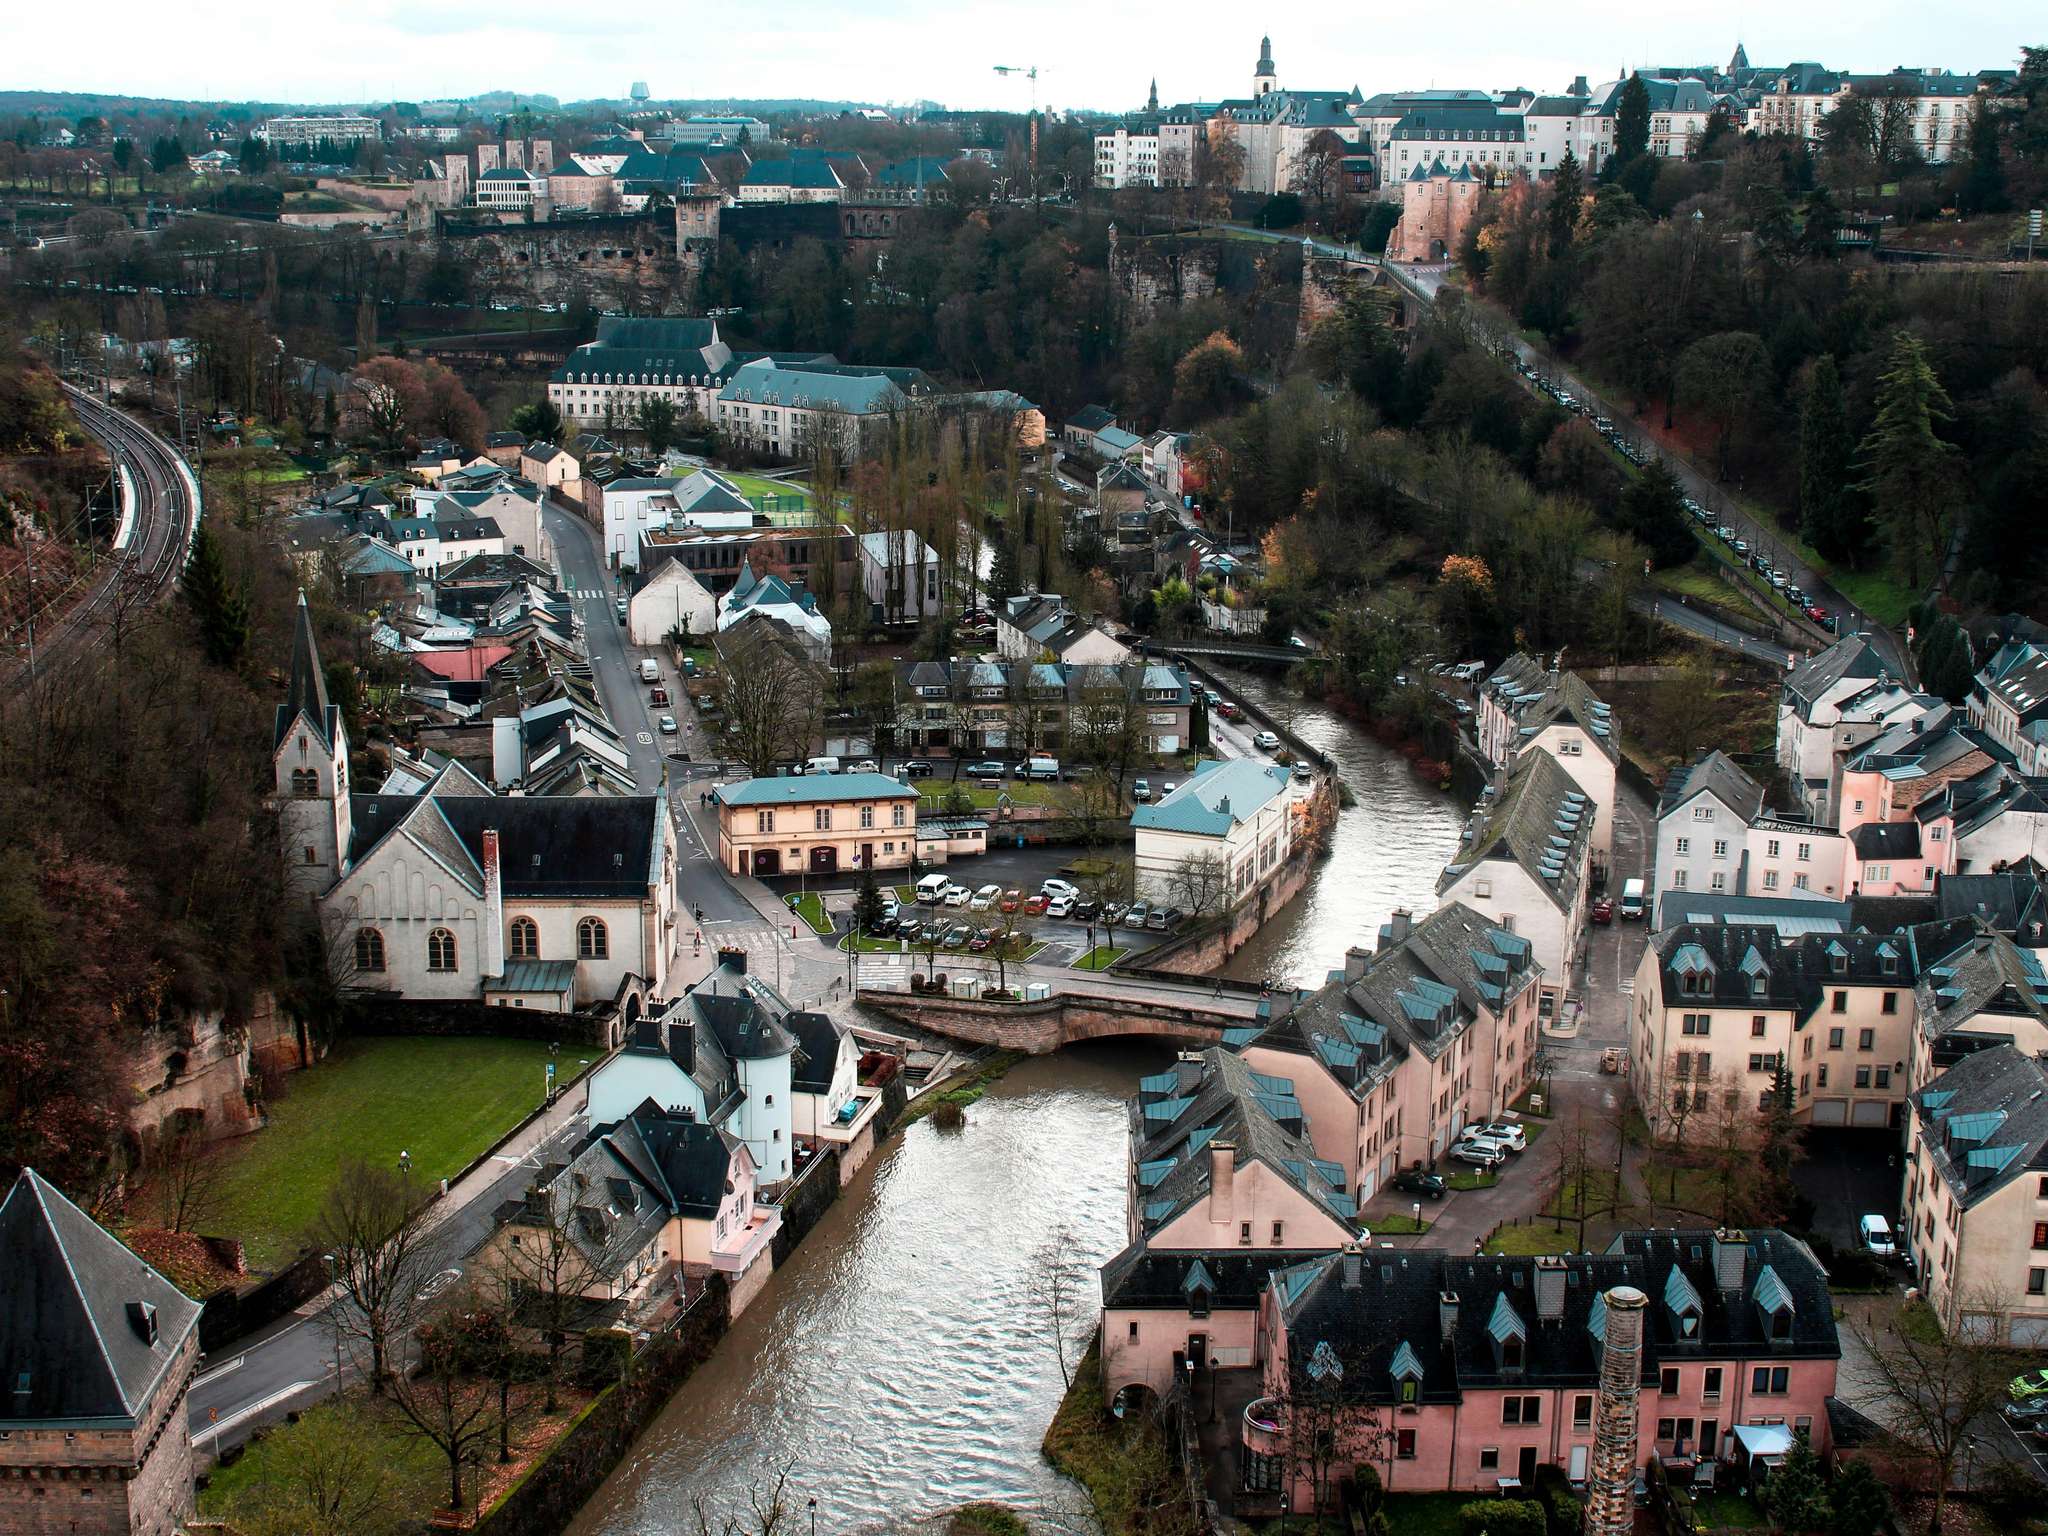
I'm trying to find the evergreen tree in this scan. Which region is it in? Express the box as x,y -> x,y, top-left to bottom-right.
1762,1434 -> 1831,1533
1616,459 -> 1695,569
1856,331 -> 1958,590
1547,148 -> 1583,255
1613,74 -> 1652,165
182,523 -> 250,669
510,397 -> 564,443
1798,355 -> 1863,561
987,535 -> 1022,602
1760,1061 -> 1802,1220
1797,185 -> 1843,261
1827,1459 -> 1891,1536
1917,617 -> 1975,704
635,394 -> 677,455
1956,98 -> 2009,216
853,868 -> 886,935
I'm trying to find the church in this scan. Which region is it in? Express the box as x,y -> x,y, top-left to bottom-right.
275,595 -> 678,1010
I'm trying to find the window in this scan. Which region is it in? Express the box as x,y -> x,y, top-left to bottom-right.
1751,1017 -> 1767,1038
2033,1222 -> 2048,1250
508,917 -> 538,959
1479,1447 -> 1500,1471
1129,1320 -> 1140,1340
1673,870 -> 1688,889
1703,1367 -> 1723,1400
1661,1367 -> 1680,1395
1752,1366 -> 1789,1395
1875,1067 -> 1891,1089
1832,991 -> 1847,1014
1882,992 -> 1898,1015
1855,1066 -> 1871,1088
1272,1220 -> 1285,1244
892,803 -> 907,827
814,808 -> 832,832
756,811 -> 776,835
1713,839 -> 1729,859
355,927 -> 386,973
1828,1027 -> 1844,1049
1817,1064 -> 1829,1087
1239,1222 -> 1252,1245
1763,871 -> 1780,891
1749,1053 -> 1777,1073
1573,1394 -> 1594,1429
578,917 -> 609,960
1676,837 -> 1691,856
291,767 -> 320,796
2031,1269 -> 2047,1297
1711,873 -> 1727,892
1693,806 -> 1713,822
1503,1395 -> 1540,1425
1793,874 -> 1810,891
1396,1429 -> 1417,1460
427,928 -> 457,971
1797,842 -> 1812,861
1683,1014 -> 1710,1036
1657,1418 -> 1676,1441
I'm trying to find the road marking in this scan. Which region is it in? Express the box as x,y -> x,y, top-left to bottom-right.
194,1354 -> 244,1386
197,1380 -> 320,1443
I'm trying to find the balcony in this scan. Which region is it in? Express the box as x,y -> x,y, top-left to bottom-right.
1242,1396 -> 1284,1457
709,1204 -> 782,1273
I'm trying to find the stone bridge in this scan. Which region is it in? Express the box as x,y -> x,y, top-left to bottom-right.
855,985 -> 1253,1054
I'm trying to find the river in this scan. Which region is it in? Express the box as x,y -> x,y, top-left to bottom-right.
1213,668 -> 1467,987
566,1041 -> 1171,1536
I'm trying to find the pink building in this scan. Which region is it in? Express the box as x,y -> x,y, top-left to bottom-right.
1239,1229 -> 1839,1510
1387,158 -> 1483,263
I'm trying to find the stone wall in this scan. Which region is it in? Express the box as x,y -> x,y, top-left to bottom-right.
346,997 -> 612,1048
1297,255 -> 1383,345
1136,835 -> 1325,976
857,991 -> 1230,1054
130,993 -> 304,1151
1108,231 -> 1221,320
440,214 -> 692,310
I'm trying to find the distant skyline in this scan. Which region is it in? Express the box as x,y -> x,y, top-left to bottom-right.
2,6 -> 2038,114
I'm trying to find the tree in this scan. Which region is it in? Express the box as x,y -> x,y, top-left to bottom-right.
1762,1432 -> 1831,1533
636,394 -> 678,455
149,1112 -> 219,1233
1164,850 -> 1232,922
853,867 -> 887,935
1916,615 -> 1976,703
1647,648 -> 1729,769
1758,1060 -> 1803,1225
1547,148 -> 1584,254
717,626 -> 823,777
1615,459 -> 1696,570
1085,856 -> 1137,959
1857,330 -> 1958,590
182,522 -> 252,669
510,396 -> 563,443
214,1401 -> 434,1536
477,1190 -> 608,1413
1827,1458 -> 1891,1536
312,1158 -> 433,1390
382,1312 -> 501,1514
1844,1290 -> 2016,1536
1676,331 -> 1770,476
1290,129 -> 1350,223
1798,355 -> 1864,562
149,135 -> 184,175
1028,1222 -> 1091,1393
1612,74 -> 1652,166
1955,96 -> 2009,215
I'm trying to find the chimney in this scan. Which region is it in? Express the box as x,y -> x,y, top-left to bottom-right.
1380,908 -> 1413,954
1344,946 -> 1371,983
1208,1141 -> 1236,1224
1535,1255 -> 1567,1321
480,828 -> 506,980
1438,1290 -> 1460,1341
1342,1244 -> 1362,1291
718,945 -> 748,975
1585,1286 -> 1649,1536
1713,1230 -> 1749,1294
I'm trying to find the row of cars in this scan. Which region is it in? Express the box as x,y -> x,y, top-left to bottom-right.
893,876 -> 1188,934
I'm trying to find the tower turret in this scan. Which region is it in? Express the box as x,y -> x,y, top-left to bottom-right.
1255,36 -> 1277,98
273,591 -> 352,902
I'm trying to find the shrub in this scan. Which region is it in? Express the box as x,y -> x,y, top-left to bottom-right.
1456,1497 -> 1546,1536
930,1100 -> 966,1131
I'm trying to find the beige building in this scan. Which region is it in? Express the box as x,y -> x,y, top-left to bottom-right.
715,771 -> 921,878
1477,654 -> 1619,875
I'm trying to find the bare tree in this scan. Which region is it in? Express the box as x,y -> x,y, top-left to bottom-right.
215,1400 -> 429,1536
716,621 -> 824,777
381,1311 -> 501,1514
1845,1288 -> 2016,1536
150,1110 -> 220,1234
1085,856 -> 1137,961
688,1460 -> 797,1536
1164,850 -> 1233,922
477,1186 -> 611,1412
1028,1222 -> 1092,1392
311,1158 -> 434,1390
1695,1069 -> 1766,1227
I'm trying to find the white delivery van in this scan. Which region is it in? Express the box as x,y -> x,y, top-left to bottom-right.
1619,877 -> 1647,921
638,659 -> 660,683
804,756 -> 842,775
916,873 -> 950,904
1022,756 -> 1060,781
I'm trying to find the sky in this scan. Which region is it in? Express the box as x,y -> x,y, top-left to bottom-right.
2,2 -> 2038,112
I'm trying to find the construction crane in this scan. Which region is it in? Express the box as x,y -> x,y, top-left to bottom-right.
992,65 -> 1049,192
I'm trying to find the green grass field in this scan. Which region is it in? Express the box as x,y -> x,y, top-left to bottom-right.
1483,1222 -> 1579,1256
919,780 -> 1064,811
1073,946 -> 1127,971
200,1399 -> 441,1519
787,892 -> 832,934
207,1036 -> 572,1271
723,472 -> 813,509
1370,1211 -> 1434,1235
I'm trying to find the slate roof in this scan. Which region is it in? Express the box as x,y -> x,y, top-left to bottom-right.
1783,636 -> 1891,722
1977,642 -> 2048,728
348,792 -> 664,898
1483,654 -> 1617,760
0,1169 -> 202,1425
1273,1228 -> 1835,1406
1131,758 -> 1294,838
551,315 -> 736,388
1851,821 -> 1922,861
1389,107 -> 1527,141
715,771 -> 917,809
1844,704 -> 2004,782
1659,750 -> 1766,821
1911,1045 -> 2048,1209
276,590 -> 339,751
1936,872 -> 2048,941
1911,925 -> 2048,1048
1439,749 -> 1591,910
1651,922 -> 1917,1018
718,357 -> 923,414
1066,405 -> 1116,433
743,158 -> 844,189
788,1010 -> 846,1095
1099,1243 -> 1324,1311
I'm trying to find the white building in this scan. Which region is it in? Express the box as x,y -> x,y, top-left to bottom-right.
476,167 -> 544,211
1437,748 -> 1593,1009
629,557 -> 718,646
1132,758 -> 1302,911
1777,634 -> 1899,818
857,530 -> 942,625
601,478 -> 682,571
261,113 -> 380,148
1094,124 -> 1161,189
717,560 -> 832,662
1477,654 -> 1620,875
1654,750 -> 1850,902
274,594 -> 677,1010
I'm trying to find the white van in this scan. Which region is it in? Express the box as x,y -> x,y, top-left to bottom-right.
1022,756 -> 1060,781
804,756 -> 842,775
638,659 -> 660,683
1619,877 -> 1647,921
915,874 -> 949,905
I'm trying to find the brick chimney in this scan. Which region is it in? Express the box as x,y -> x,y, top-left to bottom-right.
480,828 -> 505,980
718,945 -> 748,975
1438,1290 -> 1460,1341
1584,1285 -> 1648,1536
1208,1141 -> 1236,1224
1344,946 -> 1371,983
1535,1254 -> 1567,1321
1380,907 -> 1413,953
1712,1229 -> 1749,1296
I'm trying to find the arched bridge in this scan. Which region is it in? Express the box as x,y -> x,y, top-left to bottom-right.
855,974 -> 1266,1054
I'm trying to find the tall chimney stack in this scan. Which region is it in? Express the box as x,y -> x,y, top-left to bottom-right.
1208,1141 -> 1236,1225
1583,1286 -> 1648,1536
1712,1229 -> 1749,1296
1380,908 -> 1413,953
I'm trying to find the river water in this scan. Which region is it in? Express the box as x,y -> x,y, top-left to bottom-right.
1214,668 -> 1466,987
567,1042 -> 1171,1536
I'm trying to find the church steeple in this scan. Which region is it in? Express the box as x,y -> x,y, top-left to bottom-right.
1255,35 -> 1277,97
1148,78 -> 1158,112
273,590 -> 352,902
278,589 -> 333,750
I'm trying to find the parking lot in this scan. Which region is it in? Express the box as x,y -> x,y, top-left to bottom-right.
1789,1127 -> 1908,1256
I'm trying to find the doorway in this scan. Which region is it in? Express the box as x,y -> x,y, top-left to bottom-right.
1518,1446 -> 1538,1483
810,845 -> 839,873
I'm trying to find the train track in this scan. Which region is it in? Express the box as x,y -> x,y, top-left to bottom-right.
8,386 -> 201,685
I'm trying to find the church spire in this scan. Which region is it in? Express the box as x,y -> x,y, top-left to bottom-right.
282,589 -> 332,748
1148,77 -> 1158,112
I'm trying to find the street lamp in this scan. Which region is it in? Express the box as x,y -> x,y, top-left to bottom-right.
808,1497 -> 818,1536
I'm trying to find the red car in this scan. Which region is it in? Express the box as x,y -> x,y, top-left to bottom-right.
1216,701 -> 1241,719
1591,897 -> 1614,924
1805,604 -> 1829,624
1023,894 -> 1050,915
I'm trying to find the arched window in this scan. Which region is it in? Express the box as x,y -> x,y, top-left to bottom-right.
578,917 -> 609,960
427,928 -> 458,971
291,768 -> 320,796
508,917 -> 539,959
355,928 -> 386,973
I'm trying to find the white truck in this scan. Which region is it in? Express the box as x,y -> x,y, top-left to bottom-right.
1619,877 -> 1647,921
638,658 -> 660,683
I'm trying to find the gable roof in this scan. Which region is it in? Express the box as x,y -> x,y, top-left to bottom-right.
1439,749 -> 1592,909
1912,1044 -> 2048,1209
1659,750 -> 1766,821
1783,635 -> 1891,720
0,1169 -> 202,1425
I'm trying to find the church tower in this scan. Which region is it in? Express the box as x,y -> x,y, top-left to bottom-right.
1254,36 -> 1277,98
1147,78 -> 1159,112
273,592 -> 352,904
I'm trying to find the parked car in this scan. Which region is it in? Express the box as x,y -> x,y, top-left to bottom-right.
1858,1214 -> 1897,1258
943,924 -> 972,947
1805,604 -> 1829,624
1470,1121 -> 1527,1153
1292,763 -> 1314,783
1591,897 -> 1614,924
658,715 -> 678,734
1041,878 -> 1081,901
1216,701 -> 1240,719
901,760 -> 935,779
1126,901 -> 1151,928
2011,1368 -> 2048,1403
850,759 -> 880,774
1161,907 -> 1185,930
1046,894 -> 1075,919
1254,730 -> 1282,751
1103,902 -> 1131,927
965,760 -> 1006,778
1392,1168 -> 1448,1200
970,884 -> 1002,912
1132,779 -> 1152,803
2003,1400 -> 2048,1429
1450,1143 -> 1505,1168
999,889 -> 1023,913
1145,907 -> 1169,931
968,929 -> 994,952
942,884 -> 972,907
649,686 -> 669,706
1024,894 -> 1050,916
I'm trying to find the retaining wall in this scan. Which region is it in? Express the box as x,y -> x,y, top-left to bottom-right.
346,998 -> 611,1048
856,991 -> 1231,1054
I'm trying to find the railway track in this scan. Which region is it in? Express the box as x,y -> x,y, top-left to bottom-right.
8,385 -> 201,685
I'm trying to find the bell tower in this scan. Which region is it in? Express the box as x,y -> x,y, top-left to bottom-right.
1254,36 -> 1277,98
273,592 -> 353,903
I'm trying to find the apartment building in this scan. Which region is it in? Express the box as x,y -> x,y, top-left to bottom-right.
713,772 -> 921,878
1477,654 -> 1619,873
1132,759 -> 1304,911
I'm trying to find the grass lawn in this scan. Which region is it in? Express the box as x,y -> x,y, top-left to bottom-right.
201,1399 -> 441,1519
1694,1491 -> 1768,1528
1379,1494 -> 1490,1536
919,780 -> 1063,811
840,932 -> 908,953
1446,1167 -> 1500,1191
1371,1211 -> 1434,1235
787,892 -> 832,934
1822,563 -> 1916,628
723,472 -> 813,508
1484,1222 -> 1579,1256
1073,945 -> 1128,971
206,1036 -> 569,1271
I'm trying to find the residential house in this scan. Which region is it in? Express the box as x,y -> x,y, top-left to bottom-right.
738,157 -> 847,203
1837,704 -> 2006,840
277,596 -> 676,1007
716,560 -> 832,662
1437,750 -> 1593,1009
1232,903 -> 1543,1193
1917,764 -> 2048,877
1133,759 -> 1303,912
714,772 -> 921,879
1243,1228 -> 1838,1504
1969,638 -> 2048,773
1907,921 -> 2048,1094
1477,654 -> 1619,873
628,557 -> 719,646
1776,635 -> 1895,817
600,477 -> 684,571
1062,405 -> 1118,455
1654,750 -> 1850,901
520,442 -> 579,494
995,592 -> 1132,666
582,953 -> 829,1190
0,1169 -> 203,1536
888,655 -> 1192,758
857,530 -> 942,625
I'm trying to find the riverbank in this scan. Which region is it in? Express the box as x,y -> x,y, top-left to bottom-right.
1041,1340 -> 1200,1536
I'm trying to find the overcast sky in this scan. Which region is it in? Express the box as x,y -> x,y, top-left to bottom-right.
4,4 -> 2038,111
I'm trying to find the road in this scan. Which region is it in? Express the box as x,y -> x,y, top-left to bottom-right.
10,386 -> 198,684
